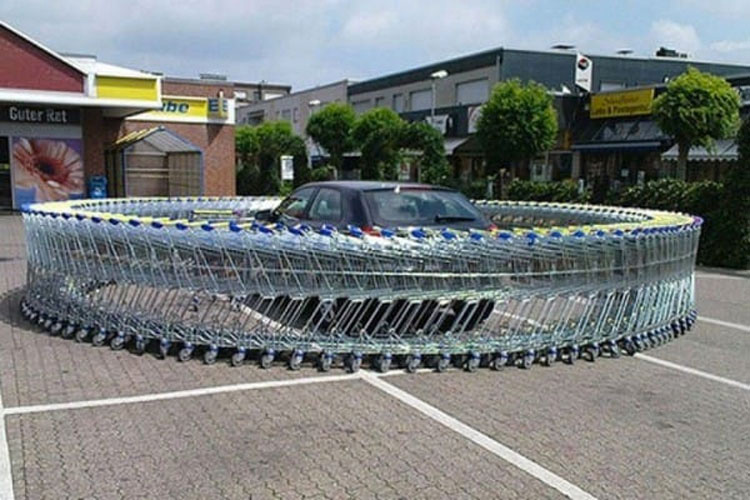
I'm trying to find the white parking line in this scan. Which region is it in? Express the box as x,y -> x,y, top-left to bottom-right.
695,273 -> 747,281
698,316 -> 750,333
361,372 -> 596,500
2,373 -> 360,416
635,354 -> 750,391
0,383 -> 15,500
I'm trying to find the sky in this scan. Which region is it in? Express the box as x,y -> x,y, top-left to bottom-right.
3,0 -> 750,90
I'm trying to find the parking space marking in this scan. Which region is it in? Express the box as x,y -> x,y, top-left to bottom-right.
698,316 -> 750,333
361,372 -> 596,500
635,354 -> 750,391
695,272 -> 747,281
0,383 -> 14,500
2,373 -> 360,416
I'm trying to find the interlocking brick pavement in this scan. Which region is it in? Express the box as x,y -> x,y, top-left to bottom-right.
5,381 -> 561,500
389,358 -> 750,500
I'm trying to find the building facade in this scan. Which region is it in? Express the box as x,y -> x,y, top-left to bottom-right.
0,21 -> 238,210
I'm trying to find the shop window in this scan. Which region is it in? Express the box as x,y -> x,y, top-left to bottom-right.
392,94 -> 405,112
281,109 -> 292,121
409,88 -> 432,111
375,96 -> 385,108
456,79 -> 489,105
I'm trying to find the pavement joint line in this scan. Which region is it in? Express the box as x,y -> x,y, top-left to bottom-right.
697,316 -> 750,333
360,371 -> 597,500
634,354 -> 750,391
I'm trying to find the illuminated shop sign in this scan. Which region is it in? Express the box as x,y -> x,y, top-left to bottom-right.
0,105 -> 80,125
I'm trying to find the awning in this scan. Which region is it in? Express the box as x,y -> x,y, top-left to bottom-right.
571,141 -> 663,152
661,139 -> 738,162
444,137 -> 470,155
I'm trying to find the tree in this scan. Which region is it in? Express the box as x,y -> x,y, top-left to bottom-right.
717,117 -> 750,268
352,108 -> 405,180
653,67 -> 740,180
235,122 -> 308,195
305,103 -> 356,172
475,79 -> 557,180
400,121 -> 451,185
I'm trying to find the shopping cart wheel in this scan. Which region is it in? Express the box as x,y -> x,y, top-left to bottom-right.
345,352 -> 363,373
260,350 -> 275,369
134,337 -> 147,355
405,354 -> 421,374
110,334 -> 126,351
204,347 -> 218,365
62,324 -> 76,339
159,340 -> 171,359
490,352 -> 508,371
583,343 -> 599,362
231,349 -> 246,367
622,337 -> 636,356
565,345 -> 578,365
318,352 -> 333,372
288,350 -> 304,371
50,322 -> 63,336
465,352 -> 480,372
521,350 -> 535,369
43,317 -> 53,330
607,340 -> 620,358
178,344 -> 194,362
436,353 -> 451,373
75,328 -> 89,343
376,353 -> 392,373
92,330 -> 108,347
542,347 -> 557,367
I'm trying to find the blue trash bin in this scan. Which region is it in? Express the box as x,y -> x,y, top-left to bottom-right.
87,176 -> 108,199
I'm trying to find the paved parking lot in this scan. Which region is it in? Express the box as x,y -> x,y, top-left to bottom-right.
0,214 -> 748,499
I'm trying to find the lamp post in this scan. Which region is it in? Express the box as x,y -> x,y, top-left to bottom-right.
430,69 -> 448,123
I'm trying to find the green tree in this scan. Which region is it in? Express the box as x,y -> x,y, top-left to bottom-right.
352,108 -> 405,180
305,103 -> 356,172
235,122 -> 308,195
653,67 -> 740,180
718,117 -> 750,268
400,121 -> 451,185
475,79 -> 558,182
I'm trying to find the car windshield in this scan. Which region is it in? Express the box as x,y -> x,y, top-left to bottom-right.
364,188 -> 486,228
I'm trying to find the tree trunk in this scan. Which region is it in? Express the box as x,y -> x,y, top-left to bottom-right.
677,142 -> 689,181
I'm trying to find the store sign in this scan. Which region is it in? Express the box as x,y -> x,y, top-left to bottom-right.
0,105 -> 80,125
425,114 -> 451,135
280,155 -> 294,181
96,76 -> 159,102
590,88 -> 654,119
467,105 -> 483,134
575,53 -> 593,93
128,95 -> 234,124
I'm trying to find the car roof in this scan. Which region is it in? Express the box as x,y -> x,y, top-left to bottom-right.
299,180 -> 454,192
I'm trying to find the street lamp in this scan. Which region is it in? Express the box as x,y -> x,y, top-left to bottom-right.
430,69 -> 448,122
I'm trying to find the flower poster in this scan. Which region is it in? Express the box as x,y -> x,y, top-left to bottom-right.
12,137 -> 84,206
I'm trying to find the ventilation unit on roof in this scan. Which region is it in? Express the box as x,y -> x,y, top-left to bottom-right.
655,47 -> 688,58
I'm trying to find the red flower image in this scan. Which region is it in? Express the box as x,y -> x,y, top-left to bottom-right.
12,138 -> 84,202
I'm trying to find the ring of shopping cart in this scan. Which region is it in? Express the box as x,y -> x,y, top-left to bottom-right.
19,197 -> 700,373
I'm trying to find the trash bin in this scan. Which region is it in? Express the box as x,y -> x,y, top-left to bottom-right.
87,175 -> 108,199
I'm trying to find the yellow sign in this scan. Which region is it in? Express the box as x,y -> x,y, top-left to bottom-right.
128,95 -> 233,124
590,88 -> 654,119
96,76 -> 159,102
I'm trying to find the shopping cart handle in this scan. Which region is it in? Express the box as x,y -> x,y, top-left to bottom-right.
470,232 -> 483,241
497,231 -> 513,240
381,228 -> 395,238
128,219 -> 141,227
175,223 -> 189,231
108,218 -> 120,226
440,229 -> 456,240
151,221 -> 163,229
91,216 -> 102,224
228,221 -> 242,233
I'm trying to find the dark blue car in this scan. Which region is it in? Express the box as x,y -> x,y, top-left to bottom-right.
261,181 -> 494,232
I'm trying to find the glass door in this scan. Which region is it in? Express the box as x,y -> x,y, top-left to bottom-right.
0,137 -> 11,210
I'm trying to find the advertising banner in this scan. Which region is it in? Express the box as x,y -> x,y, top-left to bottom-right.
11,137 -> 84,207
590,88 -> 655,118
575,53 -> 593,93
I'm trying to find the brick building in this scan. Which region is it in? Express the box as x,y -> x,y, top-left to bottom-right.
0,21 -> 236,210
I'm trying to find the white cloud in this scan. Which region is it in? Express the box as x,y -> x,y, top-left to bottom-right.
649,19 -> 701,54
711,39 -> 750,52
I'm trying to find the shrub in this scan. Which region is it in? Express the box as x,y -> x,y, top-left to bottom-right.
506,179 -> 589,203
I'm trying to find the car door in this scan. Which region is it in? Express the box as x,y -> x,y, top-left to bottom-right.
306,187 -> 344,228
273,186 -> 318,225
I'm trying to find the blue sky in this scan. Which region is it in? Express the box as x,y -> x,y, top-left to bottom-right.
2,0 -> 750,90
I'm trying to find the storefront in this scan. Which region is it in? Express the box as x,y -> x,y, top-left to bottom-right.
0,21 -> 236,210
